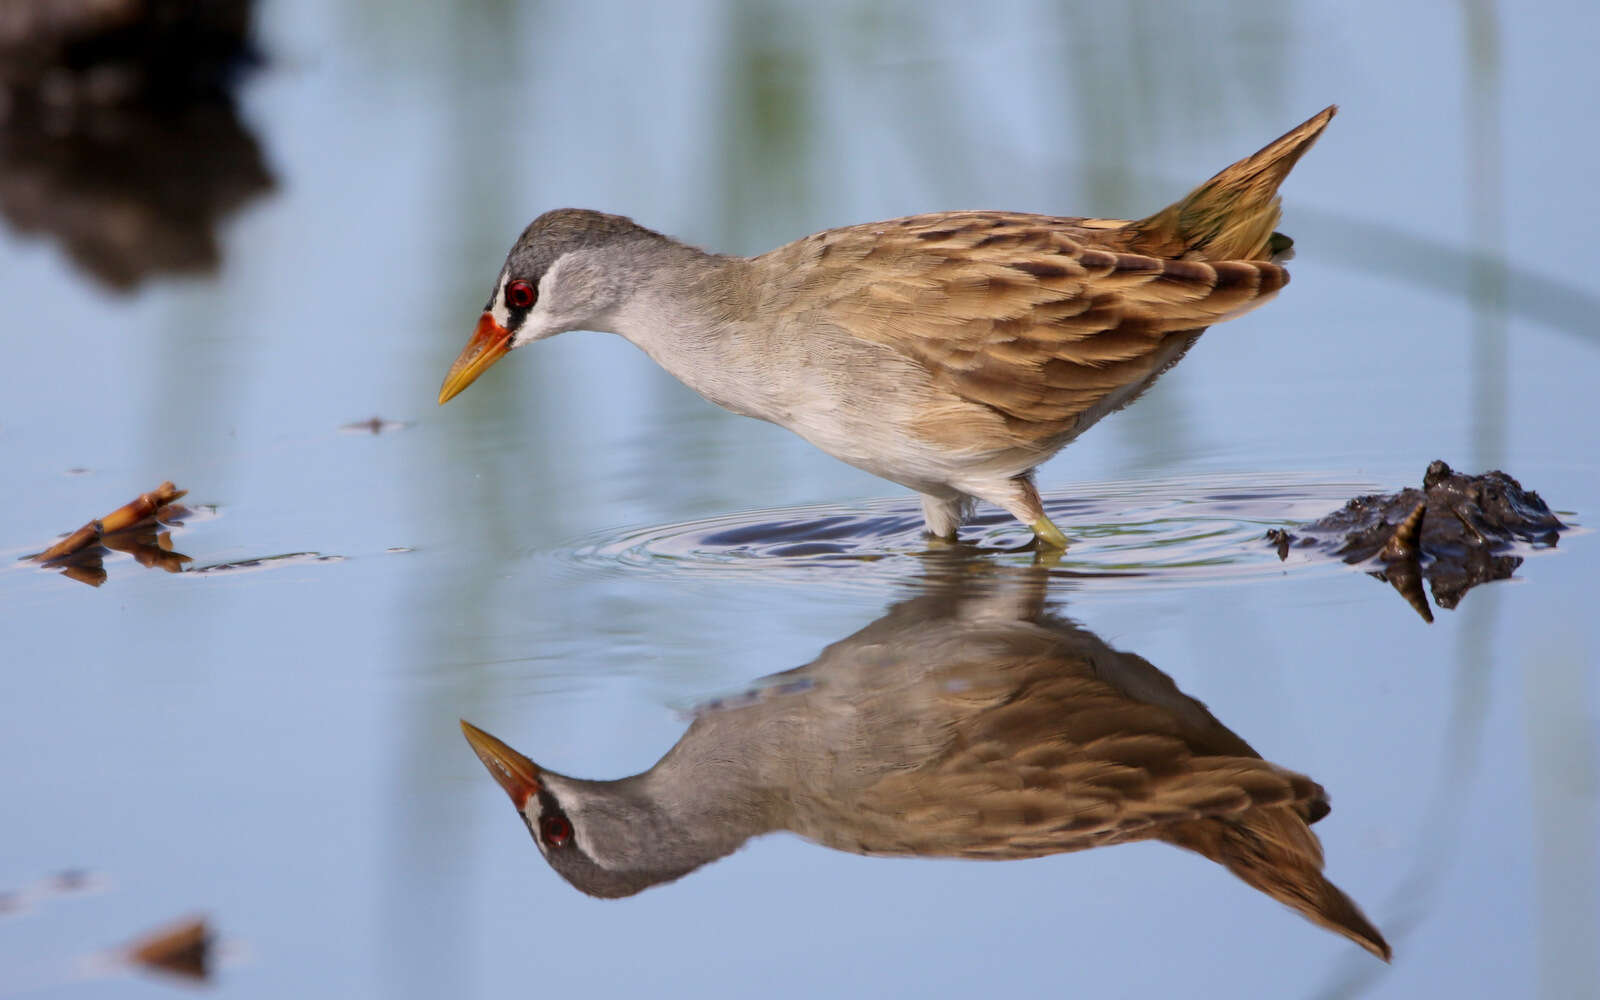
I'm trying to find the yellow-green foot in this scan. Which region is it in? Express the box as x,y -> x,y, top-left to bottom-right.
1031,517 -> 1070,550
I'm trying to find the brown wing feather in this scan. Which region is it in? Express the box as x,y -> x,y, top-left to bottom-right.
800,212 -> 1287,439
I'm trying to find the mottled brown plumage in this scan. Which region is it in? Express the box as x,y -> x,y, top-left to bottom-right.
766,209 -> 1290,445
440,108 -> 1337,545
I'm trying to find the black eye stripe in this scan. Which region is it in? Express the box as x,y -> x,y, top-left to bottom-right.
532,789 -> 571,849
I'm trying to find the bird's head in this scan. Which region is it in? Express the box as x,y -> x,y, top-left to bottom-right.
459,719 -> 723,899
437,209 -> 661,404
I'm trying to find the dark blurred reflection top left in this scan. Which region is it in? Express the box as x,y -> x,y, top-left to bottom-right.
0,0 -> 273,290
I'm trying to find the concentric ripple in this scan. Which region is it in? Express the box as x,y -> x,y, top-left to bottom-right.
564,473 -> 1376,592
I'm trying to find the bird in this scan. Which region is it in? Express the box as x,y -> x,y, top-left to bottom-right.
439,107 -> 1336,548
460,557 -> 1390,960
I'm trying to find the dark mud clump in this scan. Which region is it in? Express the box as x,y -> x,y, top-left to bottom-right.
1267,460 -> 1567,621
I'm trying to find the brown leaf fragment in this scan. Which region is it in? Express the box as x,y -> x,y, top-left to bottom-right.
125,915 -> 211,983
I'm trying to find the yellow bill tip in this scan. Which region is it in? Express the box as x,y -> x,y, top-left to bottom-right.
460,719 -> 542,809
438,313 -> 511,405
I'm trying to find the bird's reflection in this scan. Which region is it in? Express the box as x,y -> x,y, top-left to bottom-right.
464,556 -> 1390,959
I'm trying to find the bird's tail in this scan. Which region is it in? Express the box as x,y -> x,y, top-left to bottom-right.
1160,804 -> 1391,961
1127,106 -> 1336,262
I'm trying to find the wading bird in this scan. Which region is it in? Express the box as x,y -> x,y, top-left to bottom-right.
441,108 -> 1335,547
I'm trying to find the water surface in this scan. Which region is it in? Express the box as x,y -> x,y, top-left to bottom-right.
2,3 -> 1598,998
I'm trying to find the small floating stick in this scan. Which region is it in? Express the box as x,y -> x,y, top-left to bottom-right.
30,482 -> 187,562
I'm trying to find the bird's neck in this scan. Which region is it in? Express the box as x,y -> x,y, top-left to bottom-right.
566,740 -> 781,886
598,241 -> 783,421
637,714 -> 789,833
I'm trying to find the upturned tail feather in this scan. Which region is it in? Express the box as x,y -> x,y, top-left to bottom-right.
1161,806 -> 1392,961
1129,105 -> 1336,262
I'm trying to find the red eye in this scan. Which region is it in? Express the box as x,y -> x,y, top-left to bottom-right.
505,280 -> 536,309
540,815 -> 572,847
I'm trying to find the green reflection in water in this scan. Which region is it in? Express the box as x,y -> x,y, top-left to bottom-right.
387,3 -> 534,998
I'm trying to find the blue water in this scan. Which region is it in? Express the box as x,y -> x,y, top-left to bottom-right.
2,2 -> 1597,997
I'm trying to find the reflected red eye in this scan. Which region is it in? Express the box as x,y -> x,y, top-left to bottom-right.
505,280 -> 536,310
540,815 -> 572,847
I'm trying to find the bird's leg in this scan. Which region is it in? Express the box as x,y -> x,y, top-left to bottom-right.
974,475 -> 1070,549
1031,517 -> 1070,550
919,493 -> 972,541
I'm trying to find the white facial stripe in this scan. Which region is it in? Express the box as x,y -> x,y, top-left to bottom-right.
538,256 -> 565,297
489,272 -> 512,330
506,262 -> 565,350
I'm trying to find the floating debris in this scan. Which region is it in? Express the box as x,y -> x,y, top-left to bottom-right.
28,482 -> 188,562
188,552 -> 345,575
0,868 -> 107,917
18,490 -> 350,587
340,416 -> 410,435
1268,460 -> 1568,620
50,869 -> 93,892
124,915 -> 212,983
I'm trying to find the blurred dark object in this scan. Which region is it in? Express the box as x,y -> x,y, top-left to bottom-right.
0,0 -> 255,109
124,915 -> 211,982
0,0 -> 272,291
1267,460 -> 1567,621
0,868 -> 106,916
340,416 -> 411,435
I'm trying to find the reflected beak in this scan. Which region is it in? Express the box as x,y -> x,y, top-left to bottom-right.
460,720 -> 542,809
438,313 -> 511,404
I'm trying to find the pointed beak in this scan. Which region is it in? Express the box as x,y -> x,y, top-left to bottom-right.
460,720 -> 542,809
438,313 -> 511,404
